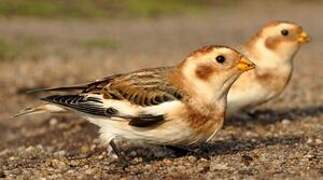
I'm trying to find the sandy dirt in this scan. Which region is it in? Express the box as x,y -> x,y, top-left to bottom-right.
0,2 -> 322,179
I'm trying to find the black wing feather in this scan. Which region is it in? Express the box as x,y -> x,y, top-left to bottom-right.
41,95 -> 165,127
128,114 -> 164,127
41,95 -> 109,117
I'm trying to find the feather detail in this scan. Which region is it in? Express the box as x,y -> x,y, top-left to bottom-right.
41,94 -> 166,127
29,67 -> 185,106
41,95 -> 109,117
14,104 -> 66,118
128,114 -> 164,127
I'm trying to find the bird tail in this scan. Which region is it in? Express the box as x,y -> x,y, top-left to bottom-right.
14,104 -> 67,118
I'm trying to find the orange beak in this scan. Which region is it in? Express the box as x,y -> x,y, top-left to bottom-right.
237,57 -> 255,72
297,31 -> 311,44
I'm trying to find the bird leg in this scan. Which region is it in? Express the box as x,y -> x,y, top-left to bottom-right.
107,144 -> 118,159
108,139 -> 128,165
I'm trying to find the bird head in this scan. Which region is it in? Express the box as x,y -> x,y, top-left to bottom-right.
246,21 -> 310,66
179,45 -> 255,103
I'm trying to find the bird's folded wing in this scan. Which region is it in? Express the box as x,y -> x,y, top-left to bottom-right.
41,95 -> 165,127
34,67 -> 184,106
101,68 -> 184,106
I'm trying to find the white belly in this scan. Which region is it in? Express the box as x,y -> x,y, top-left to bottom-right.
92,118 -> 194,145
81,98 -> 196,145
226,83 -> 274,116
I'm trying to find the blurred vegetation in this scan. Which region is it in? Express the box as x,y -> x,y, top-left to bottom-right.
0,36 -> 45,61
0,35 -> 118,61
0,0 -> 212,19
79,38 -> 118,49
0,39 -> 18,60
0,1 -> 210,60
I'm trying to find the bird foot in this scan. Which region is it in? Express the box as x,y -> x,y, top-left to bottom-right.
108,140 -> 130,167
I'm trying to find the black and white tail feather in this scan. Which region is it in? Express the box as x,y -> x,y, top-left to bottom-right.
16,94 -> 165,128
41,95 -> 108,117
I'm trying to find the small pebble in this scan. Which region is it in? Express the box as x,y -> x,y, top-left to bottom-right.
85,168 -> 97,175
51,159 -> 68,170
129,150 -> 137,157
25,146 -> 35,152
67,170 -> 75,174
188,156 -> 197,162
212,163 -> 228,170
49,118 -> 58,126
306,138 -> 313,144
304,154 -> 314,159
98,155 -> 104,160
315,138 -> 322,144
163,159 -> 172,165
80,145 -> 90,154
69,160 -> 80,167
9,156 -> 16,161
54,150 -> 66,157
281,119 -> 291,125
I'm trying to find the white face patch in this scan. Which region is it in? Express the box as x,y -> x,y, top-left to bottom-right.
251,36 -> 298,68
181,48 -> 241,104
263,23 -> 295,38
252,23 -> 300,67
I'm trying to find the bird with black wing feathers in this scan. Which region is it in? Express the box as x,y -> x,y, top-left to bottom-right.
16,45 -> 255,162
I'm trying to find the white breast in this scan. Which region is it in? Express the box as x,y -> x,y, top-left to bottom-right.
226,42 -> 293,116
226,80 -> 270,116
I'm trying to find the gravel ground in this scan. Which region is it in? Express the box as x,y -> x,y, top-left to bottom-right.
0,2 -> 323,179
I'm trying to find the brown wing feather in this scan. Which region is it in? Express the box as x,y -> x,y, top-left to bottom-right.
99,67 -> 184,106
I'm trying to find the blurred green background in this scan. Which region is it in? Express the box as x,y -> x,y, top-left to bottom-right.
0,0 -> 214,61
0,0 -> 321,61
0,0 -> 214,19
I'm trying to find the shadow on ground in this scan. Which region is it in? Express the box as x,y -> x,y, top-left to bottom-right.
122,135 -> 305,164
207,135 -> 305,156
226,105 -> 323,127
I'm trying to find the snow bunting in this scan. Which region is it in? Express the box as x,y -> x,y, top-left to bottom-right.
16,45 -> 255,160
226,21 -> 310,116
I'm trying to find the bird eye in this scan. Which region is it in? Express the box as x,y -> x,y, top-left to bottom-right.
281,29 -> 289,36
215,55 -> 226,64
